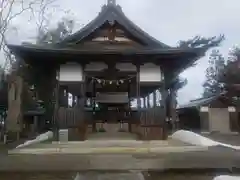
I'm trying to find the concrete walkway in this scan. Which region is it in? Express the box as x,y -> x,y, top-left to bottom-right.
87,132 -> 138,140
74,172 -> 145,180
8,139 -> 207,155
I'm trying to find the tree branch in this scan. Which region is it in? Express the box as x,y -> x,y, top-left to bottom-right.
0,0 -> 58,71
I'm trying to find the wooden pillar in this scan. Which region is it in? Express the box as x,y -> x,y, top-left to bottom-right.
153,90 -> 157,125
78,66 -> 87,140
135,64 -> 142,138
136,64 -> 141,110
161,71 -> 168,139
92,79 -> 97,132
169,88 -> 177,132
136,64 -> 141,127
147,94 -> 151,108
153,90 -> 157,107
33,116 -> 38,133
127,79 -> 132,132
59,85 -> 68,107
142,96 -> 147,128
143,97 -> 146,109
53,68 -> 60,141
65,87 -> 69,107
145,96 -> 148,125
145,95 -> 149,108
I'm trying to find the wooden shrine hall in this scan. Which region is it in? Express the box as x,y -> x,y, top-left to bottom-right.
7,0 -> 207,140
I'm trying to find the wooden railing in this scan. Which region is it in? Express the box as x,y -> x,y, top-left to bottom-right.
57,107 -> 85,128
135,107 -> 165,140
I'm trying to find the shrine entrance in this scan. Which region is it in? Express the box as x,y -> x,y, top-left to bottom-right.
87,123 -> 138,140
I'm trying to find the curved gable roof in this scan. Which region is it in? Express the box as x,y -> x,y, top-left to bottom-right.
57,3 -> 170,48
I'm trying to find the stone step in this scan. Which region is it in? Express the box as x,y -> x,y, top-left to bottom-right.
9,145 -> 208,155
51,140 -> 171,146
16,140 -> 187,149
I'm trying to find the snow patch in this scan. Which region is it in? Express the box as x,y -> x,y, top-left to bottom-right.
16,131 -> 53,148
171,130 -> 240,150
213,175 -> 240,180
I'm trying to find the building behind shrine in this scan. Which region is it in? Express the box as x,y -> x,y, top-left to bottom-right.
6,0 -> 207,140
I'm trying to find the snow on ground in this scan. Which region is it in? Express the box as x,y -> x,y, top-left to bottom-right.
171,130 -> 240,150
16,131 -> 53,148
213,175 -> 240,180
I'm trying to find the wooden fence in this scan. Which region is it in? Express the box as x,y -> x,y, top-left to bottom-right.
138,107 -> 165,140
57,107 -> 85,128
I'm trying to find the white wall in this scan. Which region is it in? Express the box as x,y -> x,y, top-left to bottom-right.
58,62 -> 162,82
140,63 -> 162,82
59,63 -> 83,82
209,108 -> 230,134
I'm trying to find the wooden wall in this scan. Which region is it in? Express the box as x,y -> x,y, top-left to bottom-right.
57,107 -> 85,128
134,107 -> 165,140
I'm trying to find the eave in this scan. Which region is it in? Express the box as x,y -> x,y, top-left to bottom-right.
7,44 -> 206,84
8,43 -> 205,57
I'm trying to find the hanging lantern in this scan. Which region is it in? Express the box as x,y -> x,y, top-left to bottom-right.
109,81 -> 112,85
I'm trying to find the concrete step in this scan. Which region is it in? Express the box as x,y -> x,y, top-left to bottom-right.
9,145 -> 208,155
51,140 -> 170,147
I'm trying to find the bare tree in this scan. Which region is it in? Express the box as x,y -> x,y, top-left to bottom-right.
0,0 -> 58,70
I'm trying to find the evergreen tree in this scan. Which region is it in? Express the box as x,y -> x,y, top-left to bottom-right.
36,17 -> 74,44
203,49 -> 225,97
179,35 -> 225,49
177,34 -> 225,95
221,47 -> 240,106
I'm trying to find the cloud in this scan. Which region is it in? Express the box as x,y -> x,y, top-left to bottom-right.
4,0 -> 240,103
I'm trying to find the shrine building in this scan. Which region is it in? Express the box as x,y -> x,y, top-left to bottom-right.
6,0 -> 207,140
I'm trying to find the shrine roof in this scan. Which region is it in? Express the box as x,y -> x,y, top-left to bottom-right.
7,1 -> 208,66
7,43 -> 206,81
6,1 -> 209,83
7,43 -> 205,56
177,93 -> 227,109
56,1 -> 170,48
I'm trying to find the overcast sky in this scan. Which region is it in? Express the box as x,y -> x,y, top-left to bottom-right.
4,0 -> 240,104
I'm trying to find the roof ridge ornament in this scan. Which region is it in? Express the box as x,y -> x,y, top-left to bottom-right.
107,0 -> 116,5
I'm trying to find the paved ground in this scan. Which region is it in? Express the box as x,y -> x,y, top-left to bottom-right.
1,132 -> 240,180
87,132 -> 138,140
8,138 -> 203,155
202,133 -> 240,145
2,143 -> 240,171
